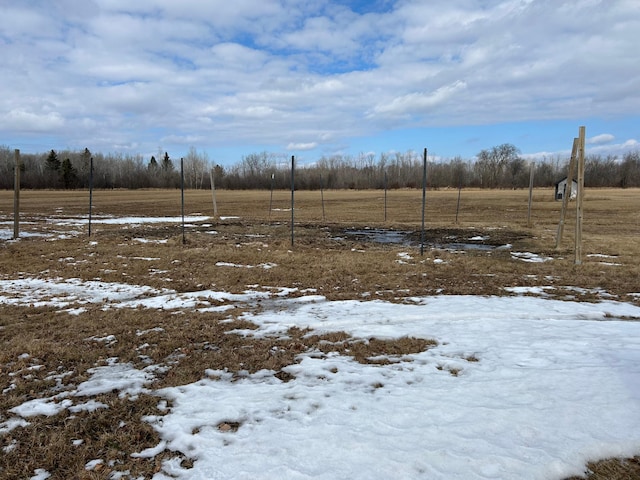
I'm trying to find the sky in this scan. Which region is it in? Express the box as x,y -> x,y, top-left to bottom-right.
1,0 -> 639,166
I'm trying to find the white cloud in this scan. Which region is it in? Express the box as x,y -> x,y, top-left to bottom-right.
371,80 -> 467,117
525,138 -> 640,161
0,0 -> 638,160
587,134 -> 615,145
2,110 -> 65,132
287,142 -> 318,151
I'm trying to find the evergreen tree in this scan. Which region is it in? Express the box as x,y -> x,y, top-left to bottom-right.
60,158 -> 78,189
45,149 -> 60,171
161,152 -> 173,171
148,155 -> 158,171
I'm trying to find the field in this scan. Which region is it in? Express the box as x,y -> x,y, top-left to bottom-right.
1,188 -> 640,479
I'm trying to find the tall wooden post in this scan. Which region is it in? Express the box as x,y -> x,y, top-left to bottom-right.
555,138 -> 578,249
455,181 -> 462,224
527,161 -> 535,227
13,149 -> 21,240
210,167 -> 219,219
320,174 -> 326,222
384,172 -> 388,222
575,126 -> 586,265
268,173 -> 274,221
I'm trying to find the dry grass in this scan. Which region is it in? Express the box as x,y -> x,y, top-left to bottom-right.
1,188 -> 640,479
565,457 -> 640,480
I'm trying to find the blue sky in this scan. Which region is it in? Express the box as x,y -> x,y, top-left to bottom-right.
1,0 -> 639,166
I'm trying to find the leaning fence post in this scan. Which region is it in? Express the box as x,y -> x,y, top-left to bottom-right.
575,126 -> 586,265
555,138 -> 578,249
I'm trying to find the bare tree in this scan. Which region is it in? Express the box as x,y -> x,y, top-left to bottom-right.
183,146 -> 209,189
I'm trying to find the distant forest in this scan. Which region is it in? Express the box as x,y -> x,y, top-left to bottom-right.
2,144 -> 639,190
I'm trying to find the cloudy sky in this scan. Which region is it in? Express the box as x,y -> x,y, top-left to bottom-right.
1,0 -> 639,165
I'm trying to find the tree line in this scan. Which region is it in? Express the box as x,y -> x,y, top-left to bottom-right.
1,144 -> 639,190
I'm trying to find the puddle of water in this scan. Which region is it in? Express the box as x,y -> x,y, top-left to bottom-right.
340,228 -> 510,252
439,242 -> 499,252
343,229 -> 413,245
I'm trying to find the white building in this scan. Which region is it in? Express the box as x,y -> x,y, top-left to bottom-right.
554,177 -> 578,201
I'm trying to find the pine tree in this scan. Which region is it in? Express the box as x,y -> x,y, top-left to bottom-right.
60,158 -> 78,189
45,149 -> 60,171
148,156 -> 158,171
161,152 -> 173,172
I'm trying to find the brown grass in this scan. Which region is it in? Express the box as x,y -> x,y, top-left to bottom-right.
1,188 -> 640,478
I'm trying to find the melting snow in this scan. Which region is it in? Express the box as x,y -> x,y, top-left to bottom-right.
2,277 -> 640,479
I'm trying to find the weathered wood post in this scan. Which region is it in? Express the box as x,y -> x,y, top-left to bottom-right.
320,173 -> 326,222
268,172 -> 274,221
210,167 -> 219,220
575,126 -> 586,265
455,181 -> 462,224
384,171 -> 388,223
555,138 -> 578,249
13,149 -> 21,240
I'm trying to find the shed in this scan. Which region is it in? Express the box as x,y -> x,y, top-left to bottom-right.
554,177 -> 578,201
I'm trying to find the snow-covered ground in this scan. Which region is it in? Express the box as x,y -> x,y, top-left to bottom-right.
0,215 -> 211,241
2,276 -> 640,480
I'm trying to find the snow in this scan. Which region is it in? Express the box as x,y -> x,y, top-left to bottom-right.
0,417 -> 30,433
10,396 -> 73,418
140,294 -> 640,480
0,277 -> 171,308
30,469 -> 51,480
2,263 -> 640,478
215,261 -> 278,269
54,215 -> 210,226
504,286 -> 554,295
511,252 -> 554,263
85,459 -> 104,471
2,215 -> 211,242
73,360 -> 159,399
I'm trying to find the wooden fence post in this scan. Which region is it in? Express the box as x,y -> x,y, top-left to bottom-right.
384,172 -> 388,223
268,172 -> 274,221
555,138 -> 578,249
575,126 -> 586,265
320,173 -> 326,222
210,167 -> 219,220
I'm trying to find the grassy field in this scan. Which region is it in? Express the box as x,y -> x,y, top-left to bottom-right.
3,187 -> 639,300
1,188 -> 639,479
